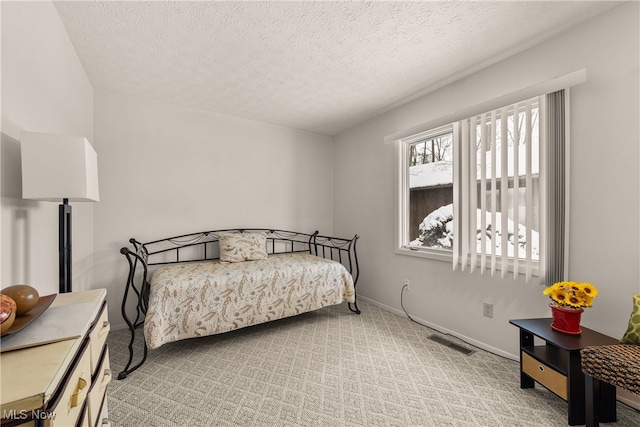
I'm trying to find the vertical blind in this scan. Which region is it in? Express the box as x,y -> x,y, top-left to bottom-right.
542,90 -> 568,286
453,91 -> 567,283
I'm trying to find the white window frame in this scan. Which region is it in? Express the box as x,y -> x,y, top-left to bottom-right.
395,103 -> 545,275
395,124 -> 454,262
391,69 -> 586,282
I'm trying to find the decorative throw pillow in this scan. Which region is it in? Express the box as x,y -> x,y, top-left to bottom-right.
219,232 -> 268,263
620,294 -> 640,344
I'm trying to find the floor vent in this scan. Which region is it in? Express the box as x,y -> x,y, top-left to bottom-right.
428,335 -> 475,355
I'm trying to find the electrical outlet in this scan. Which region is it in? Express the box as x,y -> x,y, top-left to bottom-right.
404,279 -> 410,290
483,302 -> 493,318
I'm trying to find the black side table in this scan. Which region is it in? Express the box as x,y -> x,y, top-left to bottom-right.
510,318 -> 619,425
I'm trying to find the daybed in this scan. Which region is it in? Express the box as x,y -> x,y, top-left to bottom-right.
117,228 -> 360,379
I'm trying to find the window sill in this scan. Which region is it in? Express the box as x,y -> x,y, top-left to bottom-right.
395,246 -> 541,278
395,246 -> 452,262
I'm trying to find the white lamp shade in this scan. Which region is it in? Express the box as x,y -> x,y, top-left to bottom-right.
20,131 -> 100,202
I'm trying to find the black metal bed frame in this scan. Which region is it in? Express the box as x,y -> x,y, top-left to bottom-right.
117,228 -> 360,380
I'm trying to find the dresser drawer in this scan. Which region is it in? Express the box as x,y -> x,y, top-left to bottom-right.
522,351 -> 567,400
77,399 -> 91,427
88,347 -> 111,427
89,304 -> 110,373
50,339 -> 92,427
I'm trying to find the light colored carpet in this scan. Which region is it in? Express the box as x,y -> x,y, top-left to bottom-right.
106,301 -> 640,426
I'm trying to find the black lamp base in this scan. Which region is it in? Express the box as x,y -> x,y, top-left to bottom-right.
59,199 -> 72,293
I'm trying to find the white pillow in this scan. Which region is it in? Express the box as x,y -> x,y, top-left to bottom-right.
218,232 -> 268,263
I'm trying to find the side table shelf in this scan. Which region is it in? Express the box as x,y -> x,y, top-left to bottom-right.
510,318 -> 619,426
522,344 -> 569,400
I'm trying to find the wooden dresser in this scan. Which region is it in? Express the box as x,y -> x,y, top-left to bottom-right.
1,289 -> 111,426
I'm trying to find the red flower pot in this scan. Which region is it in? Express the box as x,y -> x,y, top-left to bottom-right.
550,304 -> 583,335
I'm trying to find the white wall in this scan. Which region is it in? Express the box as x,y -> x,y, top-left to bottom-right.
1,1 -> 94,296
334,3 -> 639,358
3,0 -> 637,366
93,89 -> 335,327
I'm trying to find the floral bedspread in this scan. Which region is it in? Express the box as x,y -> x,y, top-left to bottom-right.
144,252 -> 355,349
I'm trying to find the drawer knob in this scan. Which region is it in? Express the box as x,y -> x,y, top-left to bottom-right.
101,368 -> 113,388
70,377 -> 88,408
538,365 -> 544,372
99,320 -> 111,338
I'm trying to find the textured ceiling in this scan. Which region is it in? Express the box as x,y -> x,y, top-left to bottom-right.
54,1 -> 620,136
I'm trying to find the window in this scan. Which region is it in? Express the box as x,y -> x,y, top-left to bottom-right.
403,126 -> 454,252
397,92 -> 567,282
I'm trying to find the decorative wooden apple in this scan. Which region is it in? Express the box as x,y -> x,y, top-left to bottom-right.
1,285 -> 40,316
0,294 -> 17,334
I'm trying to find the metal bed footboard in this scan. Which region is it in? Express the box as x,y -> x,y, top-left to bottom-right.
310,233 -> 361,315
117,228 -> 360,380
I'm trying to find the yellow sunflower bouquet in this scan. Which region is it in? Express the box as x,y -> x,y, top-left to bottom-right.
543,281 -> 598,309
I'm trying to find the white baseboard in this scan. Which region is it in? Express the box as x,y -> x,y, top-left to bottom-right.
357,295 -> 518,360
110,321 -> 128,331
358,295 -> 640,411
619,389 -> 640,411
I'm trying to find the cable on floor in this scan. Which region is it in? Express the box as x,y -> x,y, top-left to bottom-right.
400,283 -> 477,355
